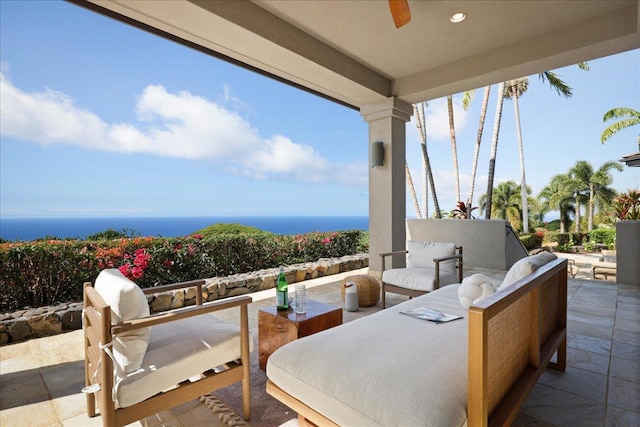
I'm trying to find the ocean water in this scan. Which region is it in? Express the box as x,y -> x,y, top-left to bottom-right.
0,216 -> 369,242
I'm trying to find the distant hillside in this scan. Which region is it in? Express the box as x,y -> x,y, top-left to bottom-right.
194,223 -> 273,237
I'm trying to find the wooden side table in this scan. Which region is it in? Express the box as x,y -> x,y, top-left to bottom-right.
258,300 -> 342,371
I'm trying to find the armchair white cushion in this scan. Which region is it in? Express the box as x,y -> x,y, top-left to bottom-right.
406,241 -> 457,273
380,241 -> 462,308
94,269 -> 150,374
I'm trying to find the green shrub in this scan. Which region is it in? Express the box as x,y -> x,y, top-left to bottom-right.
519,233 -> 543,250
0,230 -> 364,312
194,223 -> 271,237
589,228 -> 616,246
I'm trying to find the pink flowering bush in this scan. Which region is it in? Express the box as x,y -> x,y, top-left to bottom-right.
0,230 -> 364,311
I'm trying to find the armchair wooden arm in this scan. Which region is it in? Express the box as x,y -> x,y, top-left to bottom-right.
380,249 -> 409,272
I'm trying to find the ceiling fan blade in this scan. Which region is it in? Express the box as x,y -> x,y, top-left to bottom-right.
389,0 -> 411,28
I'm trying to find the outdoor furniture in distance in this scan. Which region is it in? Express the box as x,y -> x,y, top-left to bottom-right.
380,241 -> 463,308
83,269 -> 252,427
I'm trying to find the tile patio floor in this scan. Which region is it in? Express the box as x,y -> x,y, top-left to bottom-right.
1,256 -> 638,426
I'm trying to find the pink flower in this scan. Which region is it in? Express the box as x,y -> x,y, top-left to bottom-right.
321,237 -> 331,245
191,234 -> 203,240
131,266 -> 144,279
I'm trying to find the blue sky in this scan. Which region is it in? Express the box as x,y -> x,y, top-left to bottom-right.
1,1 -> 638,220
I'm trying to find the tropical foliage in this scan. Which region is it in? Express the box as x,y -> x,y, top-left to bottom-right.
601,106 -> 640,150
0,229 -> 364,312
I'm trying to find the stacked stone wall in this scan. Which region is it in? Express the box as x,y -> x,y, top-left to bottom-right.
0,254 -> 368,345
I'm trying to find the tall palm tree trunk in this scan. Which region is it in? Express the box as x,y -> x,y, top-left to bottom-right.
414,103 -> 442,218
485,82 -> 505,219
467,86 -> 490,218
589,184 -> 595,231
447,95 -> 461,204
406,162 -> 422,218
511,82 -> 529,233
574,200 -> 581,233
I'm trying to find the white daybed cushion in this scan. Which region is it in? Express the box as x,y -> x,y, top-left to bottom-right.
115,313 -> 253,408
267,284 -> 468,427
382,267 -> 459,292
406,240 -> 457,273
94,269 -> 150,374
499,252 -> 557,291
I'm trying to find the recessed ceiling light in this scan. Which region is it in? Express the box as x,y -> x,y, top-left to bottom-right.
450,12 -> 467,23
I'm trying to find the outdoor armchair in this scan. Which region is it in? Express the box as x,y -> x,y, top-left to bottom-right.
83,269 -> 252,427
380,241 -> 463,308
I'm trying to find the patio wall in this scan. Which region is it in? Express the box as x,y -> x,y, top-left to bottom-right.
406,219 -> 528,270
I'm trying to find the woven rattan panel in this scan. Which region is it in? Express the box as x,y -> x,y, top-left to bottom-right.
487,295 -> 530,413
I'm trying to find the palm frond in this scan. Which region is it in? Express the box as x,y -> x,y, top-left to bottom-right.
601,119 -> 640,143
462,90 -> 475,111
538,71 -> 573,98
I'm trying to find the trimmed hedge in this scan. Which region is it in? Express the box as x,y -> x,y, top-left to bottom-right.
0,230 -> 365,312
518,233 -> 543,251
589,228 -> 616,247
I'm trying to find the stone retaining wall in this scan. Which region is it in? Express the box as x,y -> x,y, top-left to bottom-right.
0,254 -> 368,346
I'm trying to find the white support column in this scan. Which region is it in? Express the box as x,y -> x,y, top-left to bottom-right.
361,97 -> 413,276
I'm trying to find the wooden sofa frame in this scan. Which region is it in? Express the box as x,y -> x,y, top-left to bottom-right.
379,246 -> 463,308
267,258 -> 567,427
83,279 -> 252,427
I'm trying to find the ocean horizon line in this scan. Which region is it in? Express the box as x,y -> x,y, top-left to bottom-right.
0,215 -> 370,242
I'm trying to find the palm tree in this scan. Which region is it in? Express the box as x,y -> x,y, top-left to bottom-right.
406,162 -> 422,218
413,102 -> 442,218
484,63 -> 587,222
569,160 -> 592,233
447,95 -> 461,204
539,174 -> 579,234
463,86 -> 491,218
601,107 -> 640,150
484,81 -> 506,220
480,181 -> 522,229
586,161 -> 623,231
504,77 -> 531,232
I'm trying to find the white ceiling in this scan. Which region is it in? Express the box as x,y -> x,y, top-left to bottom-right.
73,0 -> 639,109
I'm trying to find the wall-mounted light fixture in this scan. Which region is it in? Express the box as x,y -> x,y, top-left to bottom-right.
371,141 -> 385,168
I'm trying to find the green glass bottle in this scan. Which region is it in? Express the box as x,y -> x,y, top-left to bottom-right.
276,266 -> 289,311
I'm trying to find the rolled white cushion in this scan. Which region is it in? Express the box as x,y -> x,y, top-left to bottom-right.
499,252 -> 557,291
382,267 -> 459,292
95,269 -> 150,374
457,273 -> 496,309
406,241 -> 457,274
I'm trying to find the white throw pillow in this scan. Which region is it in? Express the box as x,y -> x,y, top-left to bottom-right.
457,274 -> 496,309
406,241 -> 457,274
94,269 -> 150,374
498,252 -> 557,291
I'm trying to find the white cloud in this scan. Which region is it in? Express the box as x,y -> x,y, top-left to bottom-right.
0,74 -> 366,186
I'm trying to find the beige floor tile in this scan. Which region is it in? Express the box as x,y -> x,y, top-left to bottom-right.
569,320 -> 614,341
610,356 -> 640,384
29,331 -> 84,366
521,383 -> 605,427
0,340 -> 32,361
61,412 -> 111,426
613,328 -> 640,346
567,347 -> 611,376
0,401 -> 60,427
611,339 -> 640,361
568,309 -> 615,328
604,406 -> 640,427
567,332 -> 611,356
608,376 -> 640,413
539,366 -> 608,402
0,352 -> 39,374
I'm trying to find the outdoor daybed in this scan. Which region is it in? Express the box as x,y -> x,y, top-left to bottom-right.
266,254 -> 567,427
